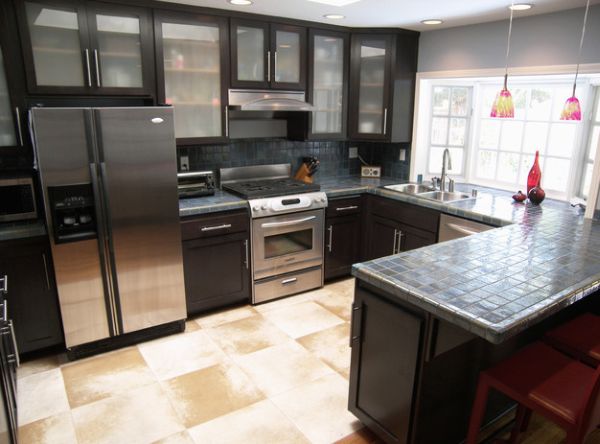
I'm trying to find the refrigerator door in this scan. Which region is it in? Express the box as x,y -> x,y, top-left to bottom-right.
94,107 -> 186,333
30,108 -> 112,348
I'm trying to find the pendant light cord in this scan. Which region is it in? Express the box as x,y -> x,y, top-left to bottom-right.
503,0 -> 515,89
573,0 -> 591,96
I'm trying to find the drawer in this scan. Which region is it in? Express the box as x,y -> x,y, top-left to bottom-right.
326,197 -> 362,218
254,266 -> 323,304
368,195 -> 439,233
181,211 -> 248,241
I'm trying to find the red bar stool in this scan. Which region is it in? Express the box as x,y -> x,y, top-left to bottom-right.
466,342 -> 600,444
545,313 -> 600,368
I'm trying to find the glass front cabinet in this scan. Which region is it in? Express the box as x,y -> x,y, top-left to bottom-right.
17,0 -> 154,95
154,12 -> 229,144
349,34 -> 395,141
308,29 -> 348,139
230,19 -> 306,91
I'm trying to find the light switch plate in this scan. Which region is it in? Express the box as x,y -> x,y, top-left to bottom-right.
349,147 -> 358,159
361,166 -> 381,178
179,155 -> 189,172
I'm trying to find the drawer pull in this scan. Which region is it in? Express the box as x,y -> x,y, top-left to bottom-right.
281,277 -> 298,285
201,223 -> 232,232
335,205 -> 358,212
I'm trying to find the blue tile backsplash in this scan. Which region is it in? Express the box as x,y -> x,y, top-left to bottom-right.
177,139 -> 411,184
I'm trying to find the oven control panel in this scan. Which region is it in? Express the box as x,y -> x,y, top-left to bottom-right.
249,192 -> 328,218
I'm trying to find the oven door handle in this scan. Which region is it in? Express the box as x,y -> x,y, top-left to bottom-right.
261,215 -> 316,228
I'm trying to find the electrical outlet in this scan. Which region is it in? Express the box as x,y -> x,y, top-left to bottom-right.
349,147 -> 358,159
399,149 -> 406,161
361,166 -> 381,178
179,155 -> 189,172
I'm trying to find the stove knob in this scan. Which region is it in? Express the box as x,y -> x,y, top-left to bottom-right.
261,204 -> 268,210
320,198 -> 326,203
253,206 -> 260,212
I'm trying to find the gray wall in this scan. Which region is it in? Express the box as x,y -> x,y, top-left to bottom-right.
418,5 -> 600,72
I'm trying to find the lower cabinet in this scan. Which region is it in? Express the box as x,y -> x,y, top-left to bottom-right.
181,211 -> 251,315
349,283 -> 425,443
0,236 -> 63,354
325,197 -> 362,280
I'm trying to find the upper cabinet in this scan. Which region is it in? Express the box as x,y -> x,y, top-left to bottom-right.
349,34 -> 394,141
230,19 -> 306,91
0,47 -> 20,148
17,0 -> 155,95
307,29 -> 348,139
154,11 -> 229,144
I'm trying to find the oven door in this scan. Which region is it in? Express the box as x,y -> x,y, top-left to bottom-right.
252,209 -> 324,280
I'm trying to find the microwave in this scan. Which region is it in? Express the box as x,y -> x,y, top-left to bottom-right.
0,176 -> 38,222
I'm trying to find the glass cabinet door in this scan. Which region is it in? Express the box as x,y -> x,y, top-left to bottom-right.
271,24 -> 306,90
24,1 -> 87,88
352,35 -> 393,139
235,25 -> 266,83
311,33 -> 346,136
159,18 -> 225,140
92,13 -> 143,88
0,48 -> 17,147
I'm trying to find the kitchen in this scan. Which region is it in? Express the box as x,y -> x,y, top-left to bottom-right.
0,0 -> 600,443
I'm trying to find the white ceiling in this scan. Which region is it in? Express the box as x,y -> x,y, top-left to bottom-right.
158,0 -> 599,31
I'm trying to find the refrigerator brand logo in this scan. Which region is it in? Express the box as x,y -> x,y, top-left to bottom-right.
151,117 -> 164,124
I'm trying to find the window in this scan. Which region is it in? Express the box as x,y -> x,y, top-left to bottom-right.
428,86 -> 471,175
473,83 -> 580,197
580,88 -> 600,199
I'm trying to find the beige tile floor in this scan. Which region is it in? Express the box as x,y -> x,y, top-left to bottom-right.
17,278 -> 362,444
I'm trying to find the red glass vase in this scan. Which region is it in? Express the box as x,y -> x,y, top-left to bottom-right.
527,151 -> 542,194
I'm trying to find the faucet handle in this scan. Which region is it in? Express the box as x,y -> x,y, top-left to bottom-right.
431,177 -> 440,189
448,179 -> 455,193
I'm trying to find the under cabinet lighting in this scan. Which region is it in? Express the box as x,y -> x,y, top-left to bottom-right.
324,14 -> 345,19
421,19 -> 443,25
228,0 -> 253,5
509,3 -> 533,10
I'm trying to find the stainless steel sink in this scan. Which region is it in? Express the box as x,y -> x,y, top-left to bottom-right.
384,183 -> 435,194
418,191 -> 474,203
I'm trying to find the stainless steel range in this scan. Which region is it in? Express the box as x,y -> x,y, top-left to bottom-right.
221,164 -> 327,304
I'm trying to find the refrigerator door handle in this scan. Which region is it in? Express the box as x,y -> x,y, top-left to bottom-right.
90,162 -> 119,336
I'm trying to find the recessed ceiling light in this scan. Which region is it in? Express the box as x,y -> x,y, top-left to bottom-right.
509,3 -> 533,10
309,0 -> 360,6
323,14 -> 345,19
228,0 -> 253,5
421,19 -> 443,25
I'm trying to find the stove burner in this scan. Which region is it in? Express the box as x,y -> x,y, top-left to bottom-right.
223,178 -> 320,199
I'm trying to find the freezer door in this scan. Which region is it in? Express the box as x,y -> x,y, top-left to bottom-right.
30,108 -> 111,347
94,107 -> 186,333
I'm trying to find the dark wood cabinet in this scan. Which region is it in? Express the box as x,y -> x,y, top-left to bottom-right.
363,196 -> 439,261
230,18 -> 306,91
16,0 -> 155,96
154,11 -> 229,144
348,31 -> 418,142
349,283 -> 425,443
324,197 -> 361,280
181,211 -> 251,315
0,236 -> 63,354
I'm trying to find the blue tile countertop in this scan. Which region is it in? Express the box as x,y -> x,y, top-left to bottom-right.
179,190 -> 248,217
0,220 -> 47,241
352,183 -> 599,344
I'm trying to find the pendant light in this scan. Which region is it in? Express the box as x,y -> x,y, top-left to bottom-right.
491,1 -> 516,118
560,0 -> 590,121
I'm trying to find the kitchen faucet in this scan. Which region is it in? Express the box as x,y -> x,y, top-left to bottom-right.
440,148 -> 453,192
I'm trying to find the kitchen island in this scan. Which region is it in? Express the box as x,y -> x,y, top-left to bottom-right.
349,187 -> 600,444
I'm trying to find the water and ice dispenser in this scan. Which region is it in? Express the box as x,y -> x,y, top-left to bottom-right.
47,184 -> 97,244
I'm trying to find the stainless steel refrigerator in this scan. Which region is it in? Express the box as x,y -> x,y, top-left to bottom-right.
30,107 -> 186,350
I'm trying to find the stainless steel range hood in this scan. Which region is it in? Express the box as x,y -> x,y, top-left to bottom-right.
228,89 -> 314,112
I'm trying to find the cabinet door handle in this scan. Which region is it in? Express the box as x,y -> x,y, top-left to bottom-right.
327,225 -> 333,253
0,275 -> 6,294
225,106 -> 229,137
1,300 -> 7,324
84,49 -> 92,87
396,230 -> 403,254
281,277 -> 297,285
383,108 -> 388,135
93,49 -> 101,87
392,229 -> 398,255
3,321 -> 19,367
244,239 -> 249,269
200,223 -> 232,232
335,205 -> 358,212
267,50 -> 271,82
42,253 -> 51,290
274,51 -> 278,81
350,304 -> 362,347
14,107 -> 24,146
